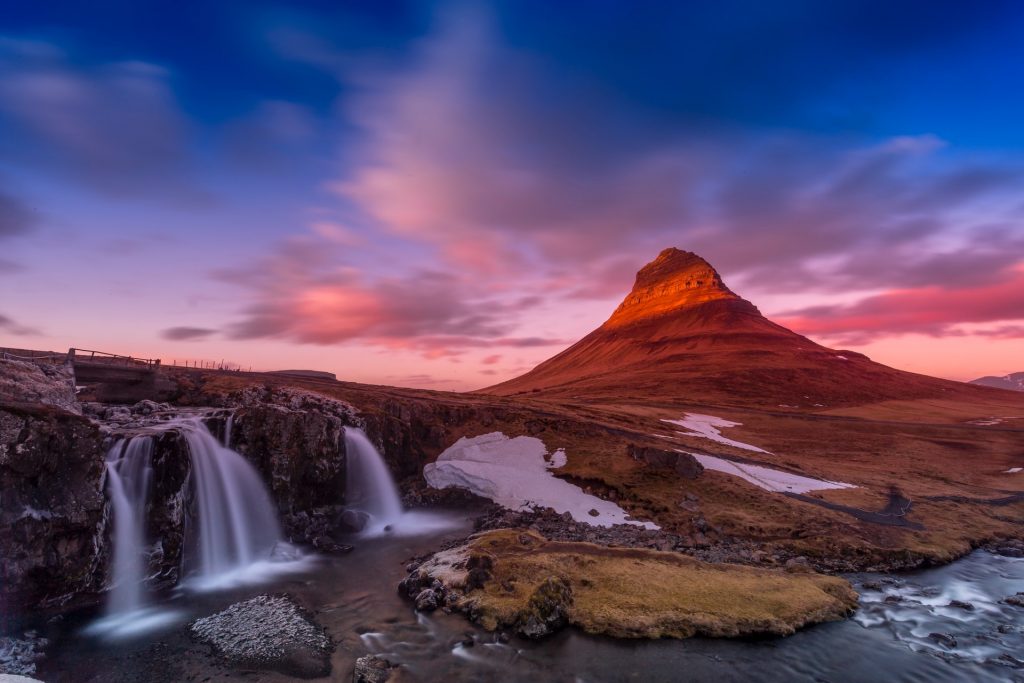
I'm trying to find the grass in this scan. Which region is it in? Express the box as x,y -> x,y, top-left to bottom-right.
429,529 -> 858,639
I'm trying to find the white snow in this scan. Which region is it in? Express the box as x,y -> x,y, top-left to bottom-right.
661,413 -> 770,453
1005,467 -> 1022,474
683,451 -> 854,494
424,432 -> 658,529
835,356 -> 849,361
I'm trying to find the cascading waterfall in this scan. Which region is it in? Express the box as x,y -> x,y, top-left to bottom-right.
344,428 -> 404,532
104,436 -> 154,616
178,418 -> 284,584
89,414 -> 303,639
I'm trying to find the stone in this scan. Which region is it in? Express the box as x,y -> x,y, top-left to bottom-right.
338,509 -> 371,533
353,655 -> 394,683
415,588 -> 440,612
1003,593 -> 1024,608
515,577 -> 573,639
948,599 -> 974,611
190,594 -> 333,678
928,632 -> 957,648
0,359 -> 79,415
0,631 -> 48,677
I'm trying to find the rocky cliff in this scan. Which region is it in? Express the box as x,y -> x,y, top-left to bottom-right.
0,402 -> 106,617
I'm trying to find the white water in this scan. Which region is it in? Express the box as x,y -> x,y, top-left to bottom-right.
345,428 -> 404,534
344,427 -> 454,537
178,419 -> 286,587
88,417 -> 306,639
223,412 -> 235,448
86,436 -> 183,640
105,437 -> 153,615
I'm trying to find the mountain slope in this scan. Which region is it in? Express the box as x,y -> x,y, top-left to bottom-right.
970,372 -> 1024,392
483,248 -> 993,407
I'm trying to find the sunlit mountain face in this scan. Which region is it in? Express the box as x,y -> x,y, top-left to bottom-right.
2,1 -> 1023,387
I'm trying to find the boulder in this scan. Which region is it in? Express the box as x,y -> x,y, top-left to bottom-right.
516,577 -> 573,639
190,594 -> 333,678
0,359 -> 79,415
353,655 -> 394,683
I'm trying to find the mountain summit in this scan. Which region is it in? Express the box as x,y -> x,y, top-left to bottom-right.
483,248 -> 984,407
604,248 -> 740,328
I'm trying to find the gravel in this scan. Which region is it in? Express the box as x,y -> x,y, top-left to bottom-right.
190,594 -> 332,678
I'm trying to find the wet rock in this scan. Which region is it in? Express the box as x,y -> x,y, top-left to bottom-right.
0,403 -> 107,613
0,631 -> 48,676
224,386 -> 359,522
997,654 -> 1024,668
1003,593 -> 1024,608
996,546 -> 1024,558
515,577 -> 573,639
190,594 -> 333,678
928,632 -> 957,649
338,509 -> 371,533
948,599 -> 974,611
415,588 -> 440,612
353,654 -> 394,683
861,581 -> 883,591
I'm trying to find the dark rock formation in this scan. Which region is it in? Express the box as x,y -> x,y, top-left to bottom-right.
627,444 -> 703,479
224,386 -> 356,516
190,594 -> 333,678
0,403 -> 107,616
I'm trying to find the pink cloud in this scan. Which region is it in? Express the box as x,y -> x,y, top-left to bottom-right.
777,265 -> 1024,344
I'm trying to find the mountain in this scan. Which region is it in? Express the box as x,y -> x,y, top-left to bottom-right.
483,248 -> 988,407
970,372 -> 1024,392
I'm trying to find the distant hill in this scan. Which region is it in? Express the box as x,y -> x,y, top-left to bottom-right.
970,372 -> 1024,392
267,369 -> 337,381
483,248 -> 1003,408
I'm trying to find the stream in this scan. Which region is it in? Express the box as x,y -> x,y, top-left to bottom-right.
34,513 -> 1024,683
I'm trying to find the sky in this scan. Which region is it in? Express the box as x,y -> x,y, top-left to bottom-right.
1,0 -> 1022,390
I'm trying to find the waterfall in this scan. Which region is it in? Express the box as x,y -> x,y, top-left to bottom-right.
178,419 -> 282,581
223,411 -> 234,448
104,436 -> 154,616
88,415 -> 303,639
344,428 -> 403,532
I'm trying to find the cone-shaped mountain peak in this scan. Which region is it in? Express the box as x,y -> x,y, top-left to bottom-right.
605,248 -> 742,329
482,246 -> 972,406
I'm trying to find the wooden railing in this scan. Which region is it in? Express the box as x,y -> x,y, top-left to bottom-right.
69,348 -> 160,367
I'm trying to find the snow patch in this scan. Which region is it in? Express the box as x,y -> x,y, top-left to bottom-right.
1005,467 -> 1022,474
683,451 -> 854,494
424,432 -> 658,529
661,413 -> 770,453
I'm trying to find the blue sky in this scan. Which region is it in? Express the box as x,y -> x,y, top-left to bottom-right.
2,1 -> 1023,387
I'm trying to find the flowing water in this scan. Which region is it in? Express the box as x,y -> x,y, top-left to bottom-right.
44,525 -> 1024,682
343,427 -> 455,537
54,418 -> 1024,679
103,437 -> 154,616
178,418 -> 287,588
344,427 -> 404,532
85,417 -> 307,639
